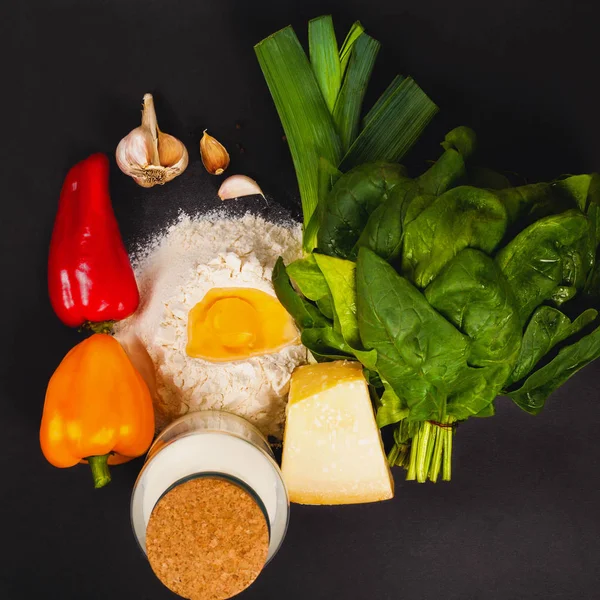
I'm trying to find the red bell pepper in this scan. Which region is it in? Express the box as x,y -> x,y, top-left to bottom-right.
48,154 -> 139,329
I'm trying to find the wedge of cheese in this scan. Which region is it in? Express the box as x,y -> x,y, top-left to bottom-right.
281,361 -> 394,505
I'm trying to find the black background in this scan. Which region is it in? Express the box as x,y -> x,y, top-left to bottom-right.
3,1 -> 600,598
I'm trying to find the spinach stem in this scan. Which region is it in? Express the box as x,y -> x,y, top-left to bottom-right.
416,421 -> 432,482
406,426 -> 419,480
442,420 -> 454,481
397,444 -> 410,468
429,427 -> 444,482
424,424 -> 438,481
404,416 -> 455,482
387,444 -> 400,466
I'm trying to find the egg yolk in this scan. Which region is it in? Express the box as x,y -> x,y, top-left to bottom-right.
207,298 -> 259,348
186,287 -> 299,362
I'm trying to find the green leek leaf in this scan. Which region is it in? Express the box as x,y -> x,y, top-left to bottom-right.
333,32 -> 380,153
339,21 -> 365,78
341,77 -> 438,170
363,75 -> 406,128
308,15 -> 341,113
255,26 -> 342,229
304,157 -> 342,251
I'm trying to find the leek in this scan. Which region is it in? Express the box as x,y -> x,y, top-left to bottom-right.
339,21 -> 365,77
362,75 -> 405,127
341,77 -> 438,171
304,158 -> 343,250
255,17 -> 438,249
333,32 -> 380,154
255,26 -> 342,231
308,16 -> 341,113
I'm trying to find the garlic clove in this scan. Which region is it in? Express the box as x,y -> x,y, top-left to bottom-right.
218,174 -> 265,200
200,131 -> 230,175
158,132 -> 187,167
116,93 -> 188,187
116,127 -> 154,168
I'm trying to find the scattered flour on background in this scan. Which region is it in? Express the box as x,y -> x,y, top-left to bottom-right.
115,211 -> 306,439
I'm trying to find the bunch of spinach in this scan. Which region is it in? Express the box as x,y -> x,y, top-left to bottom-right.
274,126 -> 600,483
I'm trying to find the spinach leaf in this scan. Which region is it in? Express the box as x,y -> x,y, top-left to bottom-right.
285,254 -> 336,321
354,190 -> 404,261
495,210 -> 592,324
468,167 -> 511,190
586,197 -> 600,254
495,183 -> 551,223
356,247 -> 470,421
399,127 -> 477,226
506,306 -> 598,386
474,403 -> 495,417
402,186 -> 508,288
316,295 -> 335,320
286,254 -> 329,301
554,173 -> 600,213
300,326 -> 377,366
416,126 -> 476,196
507,325 -> 600,414
317,128 -> 478,263
550,286 -> 577,305
497,174 -> 599,231
583,194 -> 600,298
313,254 -> 361,348
364,368 -> 383,389
440,125 -> 477,157
317,162 -> 408,258
424,248 -> 522,367
584,261 -> 600,298
277,255 -> 377,366
401,192 -> 437,225
580,178 -> 600,297
273,258 -> 363,361
423,250 -> 520,419
300,327 -> 356,361
375,380 -> 409,428
448,363 -> 511,420
563,234 -> 595,291
272,257 -> 330,329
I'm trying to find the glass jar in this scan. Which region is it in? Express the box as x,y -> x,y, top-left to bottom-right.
131,410 -> 289,563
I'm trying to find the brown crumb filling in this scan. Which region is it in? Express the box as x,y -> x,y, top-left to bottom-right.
146,477 -> 269,600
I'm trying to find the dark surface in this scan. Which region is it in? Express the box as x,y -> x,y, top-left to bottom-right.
3,0 -> 600,598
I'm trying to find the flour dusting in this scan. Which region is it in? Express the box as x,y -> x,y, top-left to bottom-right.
115,211 -> 306,438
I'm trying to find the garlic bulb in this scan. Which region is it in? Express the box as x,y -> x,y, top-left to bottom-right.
116,93 -> 188,187
218,174 -> 265,200
200,131 -> 230,175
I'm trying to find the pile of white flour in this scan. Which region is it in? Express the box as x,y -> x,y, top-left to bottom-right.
115,212 -> 306,439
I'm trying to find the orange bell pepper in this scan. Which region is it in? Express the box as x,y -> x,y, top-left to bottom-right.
40,334 -> 155,488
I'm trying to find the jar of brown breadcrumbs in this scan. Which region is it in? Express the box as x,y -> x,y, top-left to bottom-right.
131,410 -> 289,599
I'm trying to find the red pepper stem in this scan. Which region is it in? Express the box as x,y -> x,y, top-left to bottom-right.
87,454 -> 111,489
85,321 -> 115,334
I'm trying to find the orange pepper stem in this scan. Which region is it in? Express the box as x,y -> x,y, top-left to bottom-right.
87,454 -> 111,489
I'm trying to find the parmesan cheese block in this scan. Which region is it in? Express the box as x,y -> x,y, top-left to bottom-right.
281,361 -> 394,505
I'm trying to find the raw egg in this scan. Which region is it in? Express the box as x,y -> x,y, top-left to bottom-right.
186,287 -> 299,361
